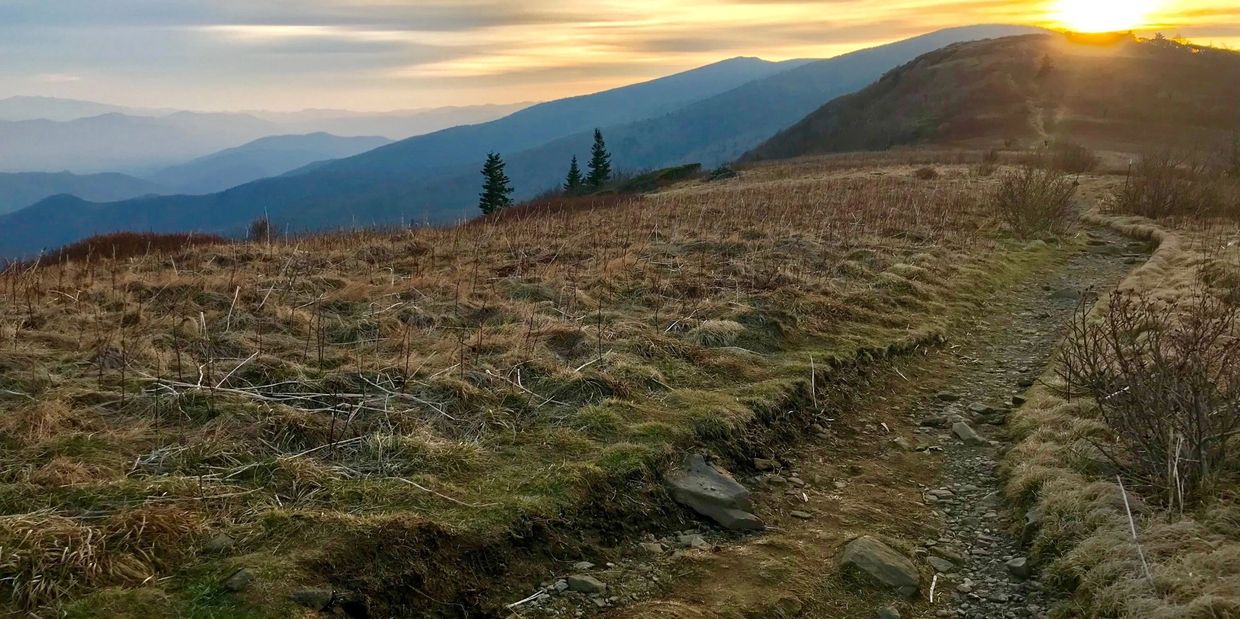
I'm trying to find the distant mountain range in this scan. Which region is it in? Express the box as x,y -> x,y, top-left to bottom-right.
0,172 -> 161,215
746,33 -> 1240,161
146,133 -> 394,195
0,98 -> 532,174
0,25 -> 1045,258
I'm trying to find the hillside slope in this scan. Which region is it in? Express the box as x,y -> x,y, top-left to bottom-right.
146,133 -> 393,195
0,25 -> 1036,258
0,171 -> 162,215
747,34 -> 1240,160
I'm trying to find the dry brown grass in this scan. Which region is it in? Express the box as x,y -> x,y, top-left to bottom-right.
0,156 -> 1059,615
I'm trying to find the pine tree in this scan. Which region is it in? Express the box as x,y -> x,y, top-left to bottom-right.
587,129 -> 612,188
478,152 -> 513,215
564,156 -> 585,193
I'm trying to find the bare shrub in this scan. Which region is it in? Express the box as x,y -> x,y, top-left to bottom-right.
249,216 -> 272,243
1048,141 -> 1100,174
974,149 -> 1000,177
991,165 -> 1077,238
1114,150 -> 1236,219
1059,290 -> 1240,508
33,232 -> 228,267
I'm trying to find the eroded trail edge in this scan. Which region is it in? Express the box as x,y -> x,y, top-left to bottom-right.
503,229 -> 1146,619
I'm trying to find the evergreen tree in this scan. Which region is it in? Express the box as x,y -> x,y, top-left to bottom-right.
564,156 -> 585,193
586,129 -> 612,188
478,152 -> 513,215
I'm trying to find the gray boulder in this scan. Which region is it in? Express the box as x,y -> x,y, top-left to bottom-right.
566,574 -> 607,594
289,588 -> 334,610
666,454 -> 764,531
951,421 -> 987,446
838,536 -> 921,598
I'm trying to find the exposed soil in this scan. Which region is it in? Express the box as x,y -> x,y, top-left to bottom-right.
496,218 -> 1147,619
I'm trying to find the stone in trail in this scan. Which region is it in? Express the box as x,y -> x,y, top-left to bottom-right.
567,574 -> 607,594
951,421 -> 987,446
1006,557 -> 1031,579
838,536 -> 921,598
666,454 -> 764,531
877,606 -> 902,619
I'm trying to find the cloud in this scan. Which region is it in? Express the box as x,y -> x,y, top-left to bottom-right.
0,0 -> 1235,111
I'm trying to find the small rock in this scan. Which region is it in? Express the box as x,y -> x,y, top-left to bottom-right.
936,392 -> 962,402
289,588 -> 333,610
926,556 -> 955,573
790,510 -> 813,519
554,579 -> 569,592
676,534 -> 711,550
893,437 -> 916,451
566,575 -> 607,594
202,533 -> 235,554
877,606 -> 902,619
573,561 -> 595,571
768,474 -> 788,485
1006,557 -> 1031,579
639,542 -> 665,555
1011,395 -> 1027,406
951,422 -> 987,446
753,458 -> 778,471
222,568 -> 255,592
838,536 -> 921,598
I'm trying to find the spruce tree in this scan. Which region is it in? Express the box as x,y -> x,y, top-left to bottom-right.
564,156 -> 585,193
478,152 -> 513,215
586,129 -> 612,188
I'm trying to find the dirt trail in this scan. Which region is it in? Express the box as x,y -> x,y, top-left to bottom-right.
503,191 -> 1145,619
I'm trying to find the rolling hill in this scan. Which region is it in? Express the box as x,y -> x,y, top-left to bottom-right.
746,33 -> 1240,161
146,133 -> 393,195
0,171 -> 162,215
0,112 -> 279,174
0,25 -> 1037,258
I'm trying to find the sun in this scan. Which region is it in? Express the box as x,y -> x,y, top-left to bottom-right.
1052,0 -> 1160,33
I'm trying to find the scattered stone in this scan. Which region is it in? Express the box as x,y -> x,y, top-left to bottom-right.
1049,288 -> 1082,302
790,510 -> 813,519
1021,506 -> 1045,546
665,454 -> 764,531
838,536 -> 921,598
877,606 -> 902,619
951,421 -> 987,446
787,476 -> 806,487
289,588 -> 333,610
1006,557 -> 1031,580
926,556 -> 955,573
222,568 -> 255,592
202,533 -> 235,554
676,534 -> 711,550
753,458 -> 778,471
893,437 -> 916,451
1011,395 -> 1027,406
572,561 -> 595,571
768,474 -> 788,485
936,392 -> 962,402
639,542 -> 665,555
566,575 -> 607,594
554,579 -> 569,592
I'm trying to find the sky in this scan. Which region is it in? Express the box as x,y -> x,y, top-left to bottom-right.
1,0 -> 1238,112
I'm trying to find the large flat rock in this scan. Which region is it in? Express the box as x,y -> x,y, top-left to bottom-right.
665,454 -> 764,531
838,536 -> 921,598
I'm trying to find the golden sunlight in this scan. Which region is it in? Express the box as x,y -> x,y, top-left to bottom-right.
1052,0 -> 1162,33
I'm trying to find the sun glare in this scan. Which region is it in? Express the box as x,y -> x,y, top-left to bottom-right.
1053,0 -> 1160,33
